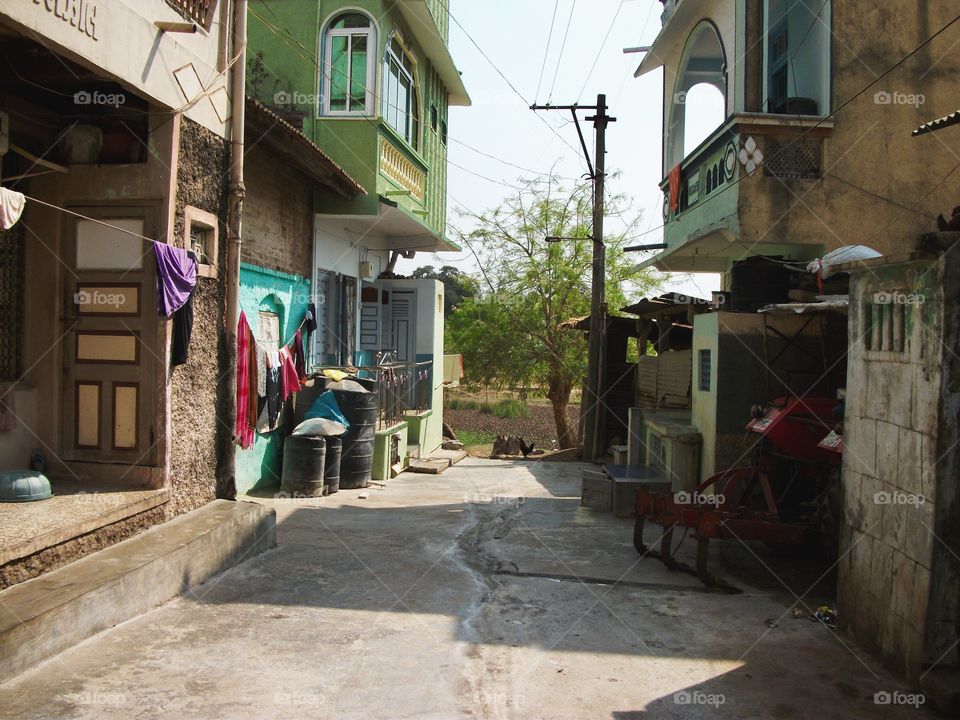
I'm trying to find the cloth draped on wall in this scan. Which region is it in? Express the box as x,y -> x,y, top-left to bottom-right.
293,329 -> 306,383
0,187 -> 26,230
156,246 -> 198,367
171,284 -> 195,367
154,242 -> 197,317
266,353 -> 282,430
277,346 -> 300,402
668,164 -> 682,213
236,312 -> 257,449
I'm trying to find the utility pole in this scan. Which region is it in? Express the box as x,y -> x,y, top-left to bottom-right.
531,94 -> 616,461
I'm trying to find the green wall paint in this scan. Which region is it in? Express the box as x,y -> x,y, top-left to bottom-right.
235,263 -> 312,495
248,0 -> 452,235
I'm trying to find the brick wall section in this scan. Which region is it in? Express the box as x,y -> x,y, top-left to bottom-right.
169,118 -> 229,516
839,256 -> 958,682
242,146 -> 314,277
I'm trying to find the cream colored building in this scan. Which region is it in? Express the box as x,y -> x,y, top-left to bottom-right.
0,0 -> 238,586
636,0 -> 959,277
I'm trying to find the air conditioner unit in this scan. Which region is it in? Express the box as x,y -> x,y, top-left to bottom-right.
628,408 -> 701,492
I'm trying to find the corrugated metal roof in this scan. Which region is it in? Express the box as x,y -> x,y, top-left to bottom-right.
245,97 -> 367,197
912,110 -> 960,137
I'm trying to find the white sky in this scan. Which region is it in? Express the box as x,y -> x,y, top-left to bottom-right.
396,0 -> 722,303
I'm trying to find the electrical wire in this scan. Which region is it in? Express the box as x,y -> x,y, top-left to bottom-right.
547,0 -> 577,104
430,0 -> 587,164
663,13 -> 960,239
822,172 -> 938,219
534,0 -> 561,103
577,0 -> 626,102
249,5 -> 579,186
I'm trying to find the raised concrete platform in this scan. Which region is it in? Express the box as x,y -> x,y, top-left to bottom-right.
0,499 -> 276,683
0,482 -> 169,566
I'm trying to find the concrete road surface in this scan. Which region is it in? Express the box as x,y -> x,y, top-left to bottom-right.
0,459 -> 933,719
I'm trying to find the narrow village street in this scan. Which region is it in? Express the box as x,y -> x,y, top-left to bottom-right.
0,459 -> 934,719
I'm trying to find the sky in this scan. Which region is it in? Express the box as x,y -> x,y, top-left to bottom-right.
396,0 -> 722,303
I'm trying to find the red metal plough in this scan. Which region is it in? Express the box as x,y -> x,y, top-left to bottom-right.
634,397 -> 842,589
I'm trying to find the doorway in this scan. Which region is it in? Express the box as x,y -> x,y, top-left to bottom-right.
60,207 -> 159,473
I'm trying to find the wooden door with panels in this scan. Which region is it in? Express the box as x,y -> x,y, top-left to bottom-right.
61,207 -> 158,470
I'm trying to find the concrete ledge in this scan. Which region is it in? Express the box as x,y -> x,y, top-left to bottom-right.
0,499 -> 276,683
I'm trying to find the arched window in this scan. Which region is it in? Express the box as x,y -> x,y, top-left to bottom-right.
666,21 -> 727,169
322,11 -> 376,115
382,36 -> 420,149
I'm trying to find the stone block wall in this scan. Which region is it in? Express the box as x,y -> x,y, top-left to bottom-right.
839,256 -> 958,682
169,117 -> 229,516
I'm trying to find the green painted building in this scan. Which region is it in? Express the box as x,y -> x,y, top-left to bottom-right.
248,0 -> 469,243
245,1 -> 470,480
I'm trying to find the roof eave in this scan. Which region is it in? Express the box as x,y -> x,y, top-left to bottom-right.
395,0 -> 471,106
633,2 -> 699,78
245,97 -> 367,198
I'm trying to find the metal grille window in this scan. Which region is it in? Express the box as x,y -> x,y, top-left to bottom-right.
165,0 -> 217,30
865,296 -> 908,355
0,227 -> 24,381
764,137 -> 822,179
698,349 -> 711,391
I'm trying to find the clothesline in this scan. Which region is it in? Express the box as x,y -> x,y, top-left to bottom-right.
17,192 -> 168,245
248,310 -> 313,359
15,191 -> 316,343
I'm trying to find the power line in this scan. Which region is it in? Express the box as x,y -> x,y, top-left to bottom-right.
447,135 -> 581,181
577,0 -> 626,102
534,0 -> 561,103
431,0 -> 586,164
661,13 -> 960,239
547,0 -> 577,103
249,5 -> 579,187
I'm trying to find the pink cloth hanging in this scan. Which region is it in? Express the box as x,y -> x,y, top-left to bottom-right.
236,312 -> 255,449
278,346 -> 300,402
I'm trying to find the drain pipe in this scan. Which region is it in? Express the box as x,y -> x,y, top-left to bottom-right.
218,0 -> 247,500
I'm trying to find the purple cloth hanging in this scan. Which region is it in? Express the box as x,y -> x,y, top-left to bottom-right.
153,242 -> 197,317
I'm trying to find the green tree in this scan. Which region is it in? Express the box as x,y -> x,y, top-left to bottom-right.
447,177 -> 661,449
410,265 -> 479,318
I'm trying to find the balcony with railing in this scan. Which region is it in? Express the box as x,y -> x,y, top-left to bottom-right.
648,114 -> 834,273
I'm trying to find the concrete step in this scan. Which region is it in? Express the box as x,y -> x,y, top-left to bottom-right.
0,499 -> 276,683
407,449 -> 468,475
433,449 -> 468,466
408,458 -> 452,474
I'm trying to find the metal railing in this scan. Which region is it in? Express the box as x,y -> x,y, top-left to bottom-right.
319,359 -> 432,429
374,361 -> 432,428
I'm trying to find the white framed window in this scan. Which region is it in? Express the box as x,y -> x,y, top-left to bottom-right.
321,11 -> 376,116
183,206 -> 219,279
382,37 -> 420,149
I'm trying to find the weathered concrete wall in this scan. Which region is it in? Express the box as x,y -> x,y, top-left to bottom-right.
0,1 -> 230,136
839,254 -> 960,681
738,4 -> 960,260
169,118 -> 229,516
